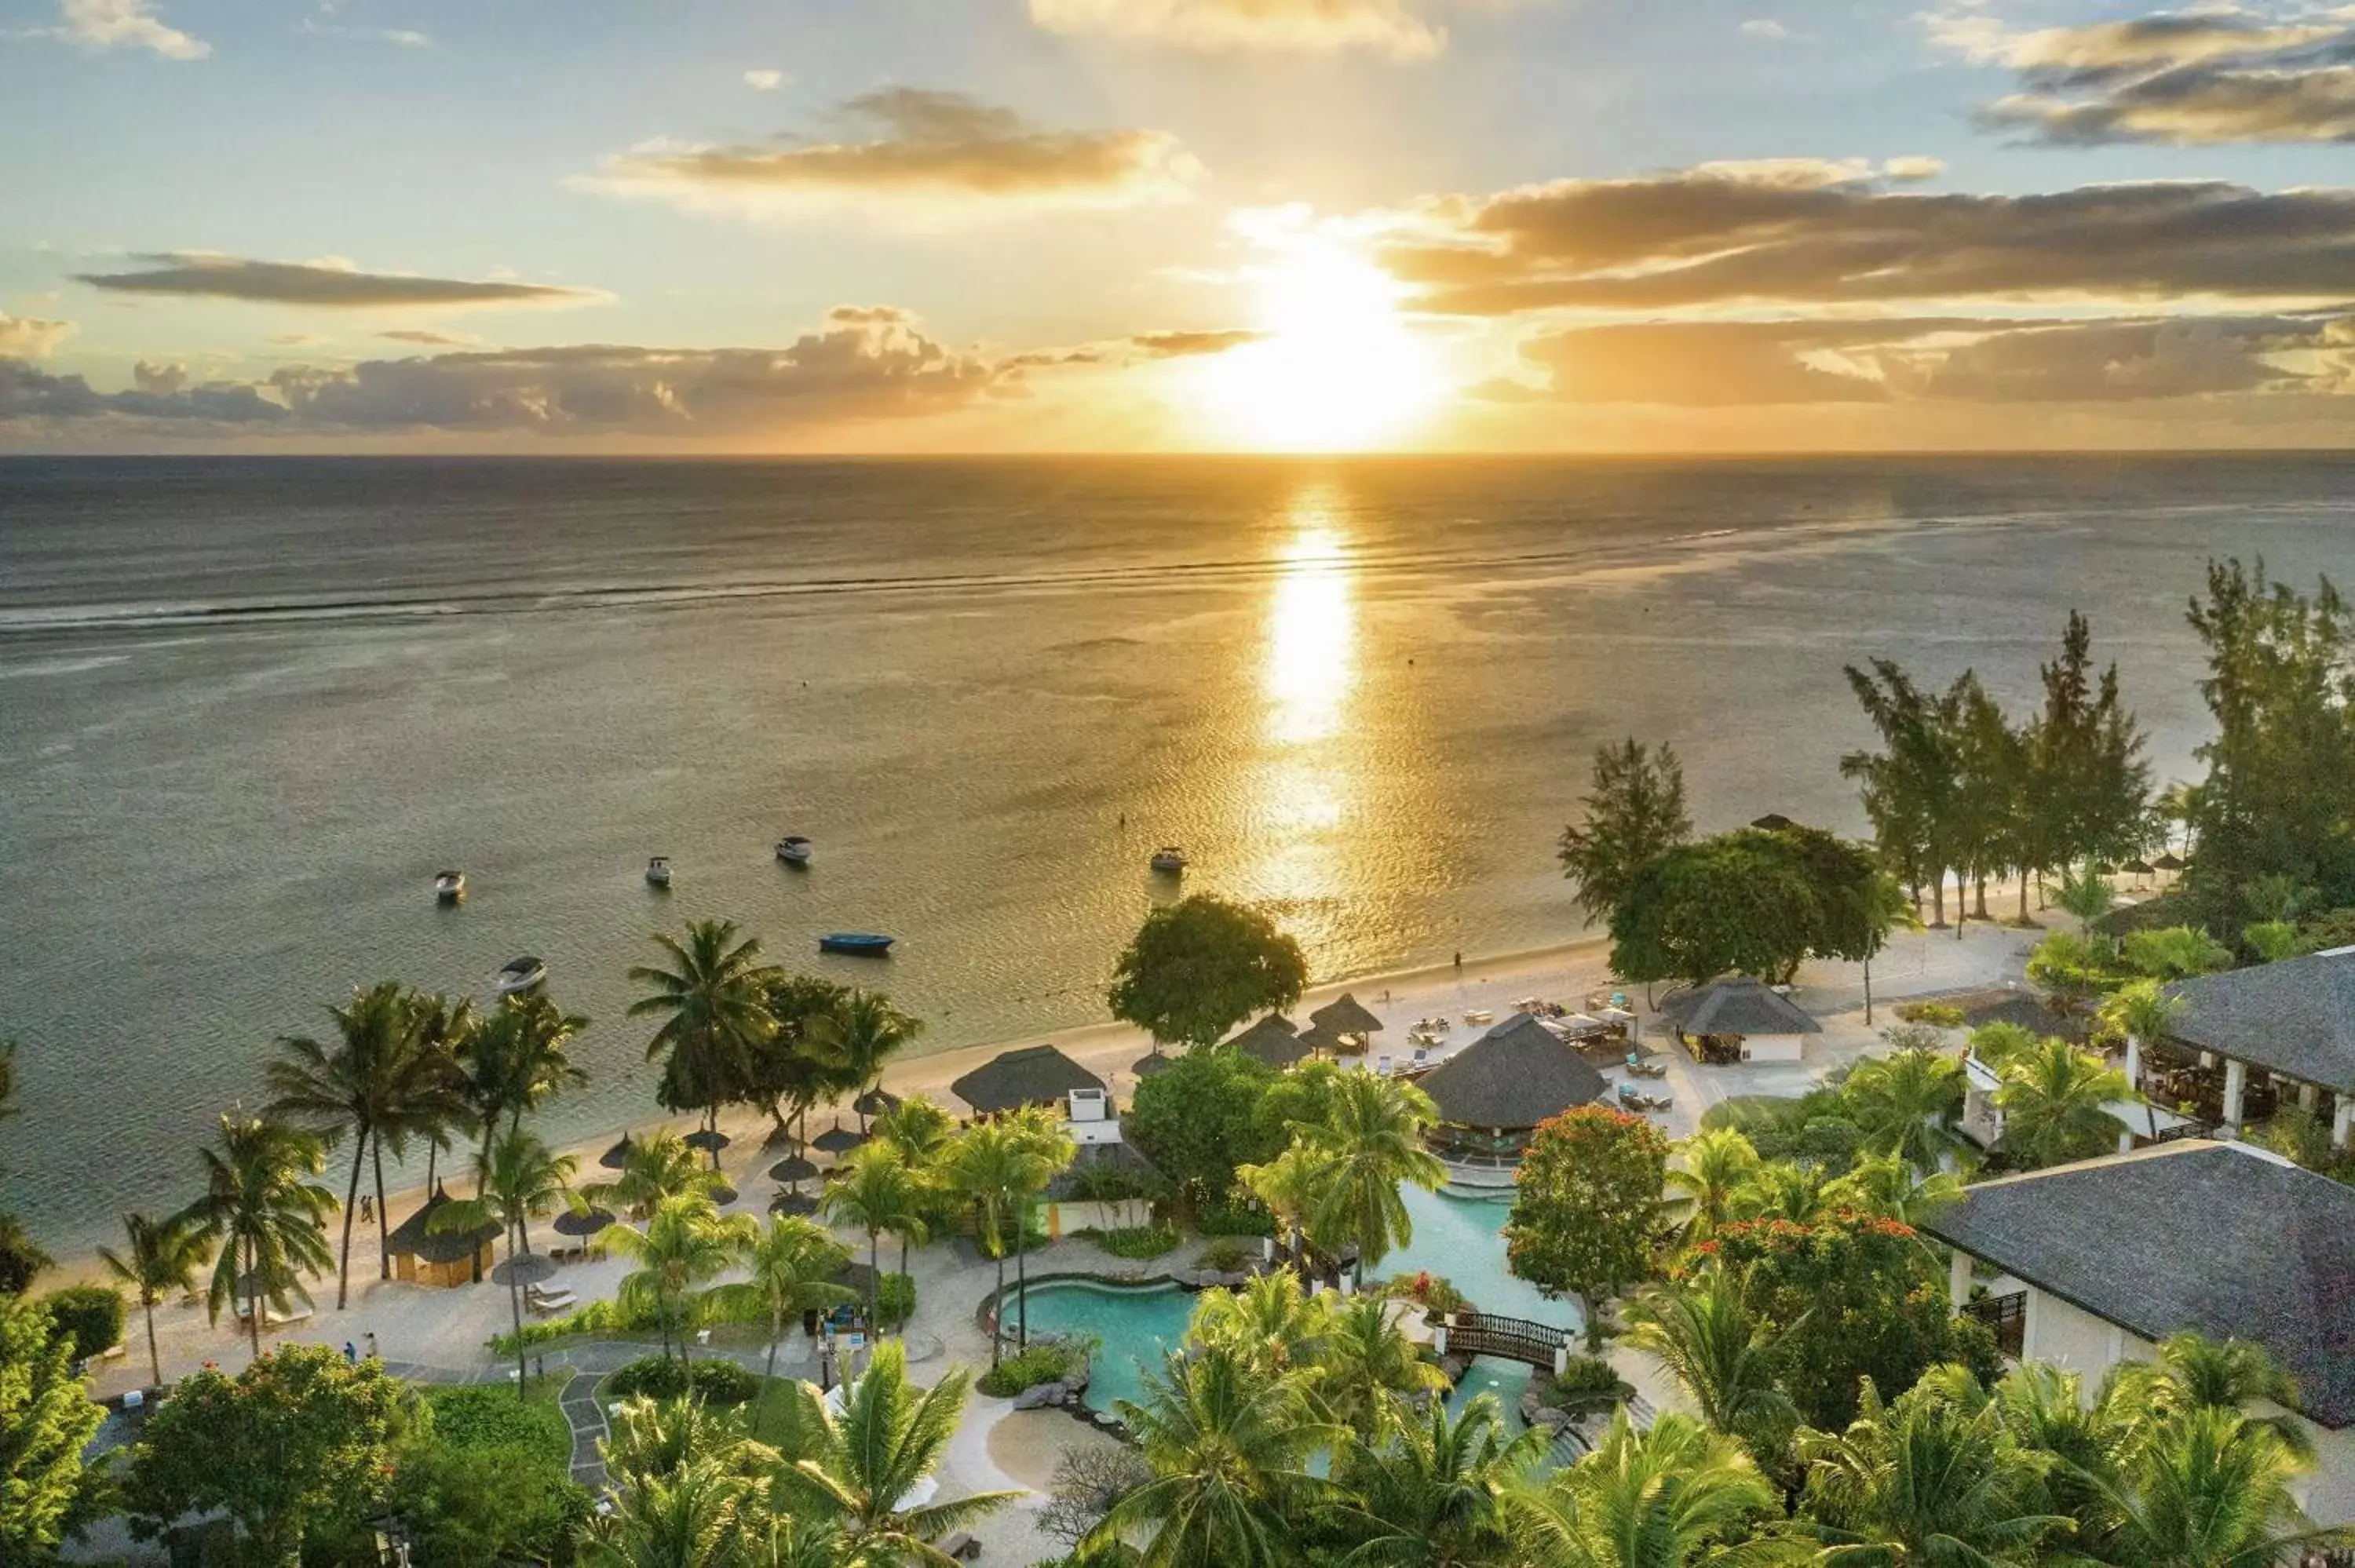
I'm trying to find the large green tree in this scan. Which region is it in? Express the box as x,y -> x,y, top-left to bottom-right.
0,1294 -> 104,1563
1608,830 -> 1826,988
1842,658 -> 1969,928
1121,1043 -> 1283,1210
1505,1107 -> 1670,1351
1107,895 -> 1309,1051
1558,738 -> 1693,924
124,1344 -> 408,1568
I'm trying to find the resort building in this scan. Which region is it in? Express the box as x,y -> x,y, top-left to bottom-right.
2141,947 -> 2355,1147
1417,1012 -> 1606,1162
1921,1140 -> 2355,1526
1958,1052 -> 2198,1155
1660,977 -> 1820,1064
384,1184 -> 497,1289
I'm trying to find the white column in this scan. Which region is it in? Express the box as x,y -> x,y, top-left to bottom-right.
2301,1082 -> 2320,1112
2119,1127 -> 2135,1155
1948,1247 -> 1973,1309
2123,1035 -> 2141,1089
2334,1096 -> 2353,1150
2223,1059 -> 2248,1130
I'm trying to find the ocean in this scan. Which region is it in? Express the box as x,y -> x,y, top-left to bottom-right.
2,453 -> 2347,1249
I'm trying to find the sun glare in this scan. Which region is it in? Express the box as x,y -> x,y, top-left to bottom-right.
1196,232 -> 1444,452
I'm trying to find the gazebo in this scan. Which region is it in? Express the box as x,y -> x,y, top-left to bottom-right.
1310,994 -> 1384,1055
951,1044 -> 1108,1117
385,1184 -> 498,1289
1417,1014 -> 1607,1160
1222,1014 -> 1309,1069
1663,978 -> 1821,1064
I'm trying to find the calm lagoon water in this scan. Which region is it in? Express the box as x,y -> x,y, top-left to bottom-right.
3,454 -> 2350,1246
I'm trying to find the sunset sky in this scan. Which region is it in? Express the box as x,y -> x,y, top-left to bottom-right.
4,0 -> 2353,451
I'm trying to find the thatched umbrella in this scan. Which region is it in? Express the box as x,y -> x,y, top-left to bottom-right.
1750,812 -> 1798,832
768,1155 -> 820,1185
854,1086 -> 901,1118
2125,859 -> 2156,876
813,1120 -> 867,1156
770,1191 -> 820,1218
1222,1014 -> 1306,1069
2155,852 -> 2186,872
599,1135 -> 637,1171
552,1206 -> 614,1239
685,1129 -> 732,1155
710,1183 -> 740,1208
1132,1050 -> 1175,1077
1310,994 -> 1385,1037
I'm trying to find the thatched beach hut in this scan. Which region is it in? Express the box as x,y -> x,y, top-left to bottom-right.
385,1184 -> 497,1288
951,1043 -> 1107,1117
1663,978 -> 1820,1064
1223,1014 -> 1309,1069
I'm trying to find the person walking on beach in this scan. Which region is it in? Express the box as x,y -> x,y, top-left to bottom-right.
359,1195 -> 373,1224
343,1340 -> 357,1366
1453,951 -> 1462,975
365,1332 -> 379,1362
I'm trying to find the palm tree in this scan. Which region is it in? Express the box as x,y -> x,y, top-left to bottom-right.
706,1215 -> 856,1386
1191,1269 -> 1331,1380
830,990 -> 923,1132
1292,1072 -> 1446,1288
1241,1144 -> 1323,1273
97,1211 -> 214,1385
1727,1162 -> 1833,1226
601,1193 -> 759,1363
2098,979 -> 2178,1085
1839,1049 -> 1966,1175
402,992 -> 476,1197
1620,1270 -> 1800,1450
1995,1037 -> 2132,1169
872,1095 -> 956,1169
179,1110 -> 338,1360
1666,1129 -> 1761,1242
1507,1409 -> 1784,1568
2112,1333 -> 2319,1463
1796,1375 -> 2066,1566
586,1128 -> 724,1217
436,1129 -> 579,1393
1337,1392 -> 1539,1568
821,1144 -> 924,1332
1002,1106 -> 1076,1350
1319,1293 -> 1451,1439
459,994 -> 590,1161
1086,1341 -> 1338,1568
264,980 -> 445,1307
938,1121 -> 1024,1370
772,1339 -> 1017,1566
2084,1403 -> 2338,1568
2057,868 -> 2116,937
1819,1151 -> 1966,1228
630,921 -> 779,1158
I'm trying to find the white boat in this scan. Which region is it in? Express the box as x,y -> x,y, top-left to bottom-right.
645,855 -> 672,888
433,870 -> 466,903
776,836 -> 813,866
495,956 -> 547,997
1149,847 -> 1188,874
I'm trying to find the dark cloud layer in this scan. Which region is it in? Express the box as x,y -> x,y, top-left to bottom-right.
1952,8 -> 2355,145
0,310 -> 998,433
1389,163 -> 2355,313
75,254 -> 600,309
1512,312 -> 2353,406
593,87 -> 1197,213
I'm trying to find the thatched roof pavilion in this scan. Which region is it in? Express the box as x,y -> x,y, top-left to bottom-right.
951,1043 -> 1106,1114
1222,1014 -> 1309,1069
1311,993 -> 1385,1037
1418,1014 -> 1606,1136
386,1184 -> 498,1289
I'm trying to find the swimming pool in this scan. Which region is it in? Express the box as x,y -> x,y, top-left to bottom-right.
1013,1278 -> 1195,1417
1386,1185 -> 1580,1329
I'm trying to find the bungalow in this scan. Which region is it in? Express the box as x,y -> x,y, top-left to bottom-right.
1661,977 -> 1820,1064
1920,1140 -> 2355,1526
384,1184 -> 498,1289
2143,947 -> 2355,1147
1418,1013 -> 1607,1161
950,1044 -> 1108,1120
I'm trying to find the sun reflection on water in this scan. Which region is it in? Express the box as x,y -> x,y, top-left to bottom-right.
1254,488 -> 1360,922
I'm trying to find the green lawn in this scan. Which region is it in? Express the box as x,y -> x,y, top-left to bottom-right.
1699,1094 -> 1803,1133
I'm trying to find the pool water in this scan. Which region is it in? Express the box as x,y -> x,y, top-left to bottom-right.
1446,1357 -> 1533,1422
1016,1186 -> 1576,1420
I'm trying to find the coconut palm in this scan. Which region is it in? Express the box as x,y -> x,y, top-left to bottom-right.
263,979 -> 447,1306
1839,1049 -> 1966,1175
1085,1341 -> 1338,1568
1621,1270 -> 1800,1449
821,1143 -> 924,1332
97,1210 -> 215,1385
1337,1392 -> 1539,1568
1002,1105 -> 1076,1350
1796,1373 -> 2066,1566
830,990 -> 923,1131
1727,1162 -> 1834,1226
771,1339 -> 1016,1566
706,1215 -> 856,1387
1819,1151 -> 1966,1228
1291,1072 -> 1446,1288
872,1095 -> 956,1170
2110,1333 -> 2319,1463
2083,1403 -> 2338,1568
1192,1268 -> 1331,1380
403,992 -> 477,1196
2056,868 -> 2116,936
1507,1409 -> 1786,1568
458,994 -> 590,1164
1319,1293 -> 1451,1439
937,1121 -> 1024,1371
601,1193 -> 760,1363
630,921 -> 779,1156
1994,1037 -> 2132,1170
586,1128 -> 725,1217
178,1110 -> 338,1360
1667,1128 -> 1762,1242
436,1129 -> 579,1393
1240,1143 -> 1323,1271
2097,979 -> 2179,1075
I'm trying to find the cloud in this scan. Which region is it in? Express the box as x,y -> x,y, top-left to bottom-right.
269,333 -> 326,346
1028,0 -> 1445,59
586,89 -> 1199,220
0,311 -> 74,358
0,308 -> 1002,435
1740,18 -> 1789,40
131,358 -> 186,392
1937,7 -> 2355,145
75,253 -> 604,309
744,68 -> 785,90
378,328 -> 480,347
1386,162 -> 2355,313
23,0 -> 209,59
1510,312 -> 2344,405
1127,328 -> 1265,357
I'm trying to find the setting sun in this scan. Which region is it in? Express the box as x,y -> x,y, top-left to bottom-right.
1193,230 -> 1446,452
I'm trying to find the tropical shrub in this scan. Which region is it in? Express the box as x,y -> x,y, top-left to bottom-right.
39,1284 -> 125,1362
1094,1224 -> 1180,1260
1194,1198 -> 1276,1237
601,1355 -> 758,1406
487,1296 -> 646,1357
876,1271 -> 917,1332
1380,1269 -> 1469,1316
1195,1238 -> 1251,1273
1542,1354 -> 1627,1409
1894,1001 -> 1966,1027
397,1382 -> 589,1567
977,1342 -> 1082,1398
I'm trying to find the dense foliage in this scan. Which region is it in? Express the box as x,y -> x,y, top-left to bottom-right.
1504,1106 -> 1668,1348
1121,1045 -> 1284,1210
0,1293 -> 106,1563
1558,737 -> 1693,923
1106,894 -> 1309,1050
1608,822 -> 1900,987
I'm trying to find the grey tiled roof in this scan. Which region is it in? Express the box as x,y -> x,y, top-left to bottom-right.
1662,977 -> 1821,1036
1921,1141 -> 2355,1428
1419,1014 -> 1607,1131
2162,950 -> 2355,1092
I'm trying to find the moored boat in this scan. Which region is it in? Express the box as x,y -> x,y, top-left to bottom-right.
776,836 -> 813,866
645,855 -> 672,888
433,870 -> 466,903
495,955 -> 548,996
818,932 -> 894,957
1148,847 -> 1188,874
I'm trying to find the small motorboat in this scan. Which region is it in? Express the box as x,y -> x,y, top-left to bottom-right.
776,836 -> 813,866
818,932 -> 894,957
644,856 -> 672,888
1149,847 -> 1188,874
495,956 -> 548,996
433,870 -> 466,903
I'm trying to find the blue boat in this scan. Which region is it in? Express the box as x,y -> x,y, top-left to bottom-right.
819,932 -> 895,957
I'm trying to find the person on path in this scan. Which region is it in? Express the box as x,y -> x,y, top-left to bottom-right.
365,1332 -> 379,1362
343,1341 -> 357,1366
1453,951 -> 1462,974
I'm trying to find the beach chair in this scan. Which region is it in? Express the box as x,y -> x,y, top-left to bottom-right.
526,1284 -> 578,1314
1376,1056 -> 1393,1075
933,1532 -> 980,1561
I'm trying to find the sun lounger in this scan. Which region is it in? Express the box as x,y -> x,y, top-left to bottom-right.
933,1533 -> 980,1561
526,1285 -> 577,1313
